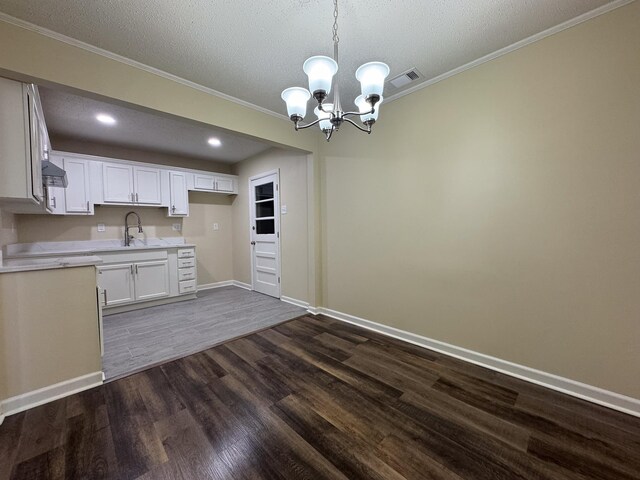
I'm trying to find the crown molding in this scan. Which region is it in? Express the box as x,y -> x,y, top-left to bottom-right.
384,0 -> 636,104
0,1 -> 634,117
0,11 -> 289,121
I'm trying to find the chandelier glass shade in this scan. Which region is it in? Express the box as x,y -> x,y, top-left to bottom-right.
281,0 -> 389,141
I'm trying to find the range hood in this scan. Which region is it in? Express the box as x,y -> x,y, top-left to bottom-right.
41,161 -> 68,188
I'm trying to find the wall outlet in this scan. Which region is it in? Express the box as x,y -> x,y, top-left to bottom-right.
213,223 -> 219,231
281,205 -> 288,215
172,223 -> 182,231
97,223 -> 106,232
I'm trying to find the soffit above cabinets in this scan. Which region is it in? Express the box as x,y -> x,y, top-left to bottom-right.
0,0 -> 617,116
38,87 -> 272,164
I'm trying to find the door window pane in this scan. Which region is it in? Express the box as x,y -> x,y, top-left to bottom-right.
256,219 -> 275,234
255,183 -> 274,200
256,200 -> 274,218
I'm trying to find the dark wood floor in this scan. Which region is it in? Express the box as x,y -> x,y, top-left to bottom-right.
2,315 -> 640,480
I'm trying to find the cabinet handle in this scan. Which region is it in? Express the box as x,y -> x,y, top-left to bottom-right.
86,201 -> 90,212
172,205 -> 176,213
135,264 -> 139,275
103,289 -> 108,306
130,264 -> 134,275
214,181 -> 218,190
52,196 -> 56,209
136,193 -> 139,203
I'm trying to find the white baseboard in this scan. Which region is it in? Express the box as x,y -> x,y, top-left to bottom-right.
281,295 -> 310,309
232,280 -> 252,290
0,371 -> 103,419
197,280 -> 234,291
318,307 -> 640,418
307,306 -> 319,315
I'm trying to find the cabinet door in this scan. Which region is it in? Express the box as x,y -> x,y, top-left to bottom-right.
193,174 -> 215,191
134,260 -> 170,301
103,163 -> 134,203
97,264 -> 135,306
27,88 -> 44,202
134,166 -> 161,204
45,156 -> 65,214
64,158 -> 93,214
169,171 -> 189,216
214,176 -> 234,193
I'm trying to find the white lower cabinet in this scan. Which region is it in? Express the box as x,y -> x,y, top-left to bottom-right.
97,247 -> 195,310
134,260 -> 170,300
98,260 -> 170,306
98,264 -> 136,306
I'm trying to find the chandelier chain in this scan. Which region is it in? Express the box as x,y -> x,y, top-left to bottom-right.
332,0 -> 339,45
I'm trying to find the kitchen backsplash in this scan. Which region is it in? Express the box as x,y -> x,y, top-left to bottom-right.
15,205 -> 182,244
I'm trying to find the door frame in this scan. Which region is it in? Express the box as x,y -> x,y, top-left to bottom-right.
249,169 -> 281,298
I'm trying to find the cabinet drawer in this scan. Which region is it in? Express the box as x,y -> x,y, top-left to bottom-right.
179,279 -> 197,294
177,248 -> 195,258
178,267 -> 196,281
178,257 -> 195,268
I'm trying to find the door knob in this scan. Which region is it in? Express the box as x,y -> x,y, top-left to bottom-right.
251,241 -> 256,245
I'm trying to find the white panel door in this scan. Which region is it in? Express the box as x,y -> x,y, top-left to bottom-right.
133,166 -> 161,204
214,176 -> 234,193
64,158 -> 93,214
97,263 -> 135,306
103,163 -> 134,203
250,171 -> 280,298
169,171 -> 189,216
134,260 -> 170,301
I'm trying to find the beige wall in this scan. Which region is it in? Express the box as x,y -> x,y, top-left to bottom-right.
0,208 -> 17,248
232,149 -> 310,302
0,266 -> 101,400
320,2 -> 640,398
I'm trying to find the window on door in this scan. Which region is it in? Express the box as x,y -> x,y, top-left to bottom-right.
255,183 -> 275,235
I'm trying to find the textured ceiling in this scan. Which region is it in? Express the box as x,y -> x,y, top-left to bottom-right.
0,0 -> 615,116
39,87 -> 271,163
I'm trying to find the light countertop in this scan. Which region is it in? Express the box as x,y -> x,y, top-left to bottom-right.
4,238 -> 195,259
0,255 -> 104,274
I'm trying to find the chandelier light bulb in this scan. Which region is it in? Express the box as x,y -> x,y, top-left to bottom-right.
355,62 -> 390,99
355,95 -> 383,124
303,56 -> 338,98
314,104 -> 334,131
281,87 -> 311,120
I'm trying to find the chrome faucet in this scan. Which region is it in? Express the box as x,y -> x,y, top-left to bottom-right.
124,211 -> 143,247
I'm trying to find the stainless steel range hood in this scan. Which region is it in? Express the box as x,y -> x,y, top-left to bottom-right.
41,161 -> 68,188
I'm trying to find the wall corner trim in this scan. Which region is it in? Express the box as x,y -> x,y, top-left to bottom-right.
317,307 -> 640,418
0,371 -> 103,418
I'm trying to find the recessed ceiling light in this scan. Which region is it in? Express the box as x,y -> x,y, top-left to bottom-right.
208,137 -> 222,147
96,114 -> 116,125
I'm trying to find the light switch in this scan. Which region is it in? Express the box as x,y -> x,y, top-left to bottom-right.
281,205 -> 288,215
97,223 -> 106,232
172,223 -> 182,231
213,223 -> 219,231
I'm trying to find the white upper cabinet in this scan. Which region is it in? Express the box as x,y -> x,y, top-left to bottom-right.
133,166 -> 161,204
193,173 -> 215,191
0,79 -> 49,212
169,171 -> 189,216
192,173 -> 236,193
64,158 -> 93,214
102,162 -> 161,205
45,156 -> 65,215
103,163 -> 134,203
214,176 -> 235,193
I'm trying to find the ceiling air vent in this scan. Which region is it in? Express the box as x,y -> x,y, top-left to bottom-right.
388,68 -> 423,90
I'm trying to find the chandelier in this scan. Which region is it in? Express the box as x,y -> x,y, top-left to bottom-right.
281,0 -> 390,141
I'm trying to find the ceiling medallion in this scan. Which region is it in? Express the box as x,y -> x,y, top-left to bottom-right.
281,0 -> 390,141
